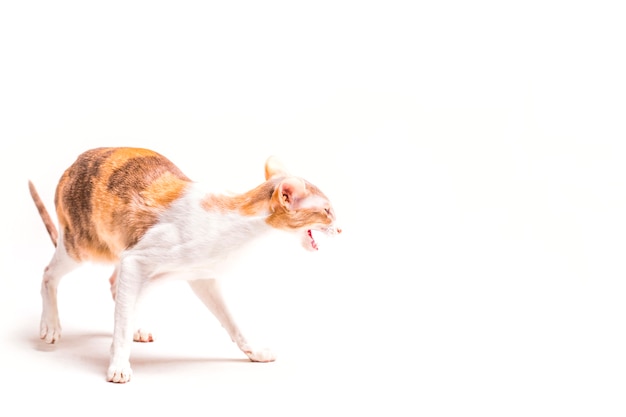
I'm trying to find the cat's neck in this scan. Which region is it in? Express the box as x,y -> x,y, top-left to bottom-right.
144,181 -> 279,269
181,181 -> 277,262
200,180 -> 277,218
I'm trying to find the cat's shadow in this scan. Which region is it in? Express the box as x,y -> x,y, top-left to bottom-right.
27,331 -> 250,377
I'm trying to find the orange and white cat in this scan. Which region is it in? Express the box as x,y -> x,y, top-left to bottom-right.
29,147 -> 340,383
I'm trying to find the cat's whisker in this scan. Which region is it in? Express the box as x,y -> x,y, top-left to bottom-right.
324,225 -> 341,236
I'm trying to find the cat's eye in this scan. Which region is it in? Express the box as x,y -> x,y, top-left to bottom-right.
324,208 -> 330,215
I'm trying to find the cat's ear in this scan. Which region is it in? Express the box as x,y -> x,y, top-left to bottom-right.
276,177 -> 307,211
265,156 -> 290,180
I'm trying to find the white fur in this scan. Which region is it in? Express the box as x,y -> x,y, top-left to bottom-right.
41,183 -> 279,383
133,184 -> 272,272
108,183 -> 279,382
297,194 -> 327,210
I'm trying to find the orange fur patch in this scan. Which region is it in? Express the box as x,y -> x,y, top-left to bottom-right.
55,148 -> 191,262
201,176 -> 335,232
201,180 -> 277,216
200,176 -> 335,232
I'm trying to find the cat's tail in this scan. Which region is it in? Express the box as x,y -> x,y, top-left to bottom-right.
28,180 -> 58,247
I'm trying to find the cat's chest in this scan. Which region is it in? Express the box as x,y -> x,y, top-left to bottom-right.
130,187 -> 271,270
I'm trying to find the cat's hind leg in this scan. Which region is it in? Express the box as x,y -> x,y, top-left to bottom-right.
188,279 -> 276,362
40,238 -> 79,344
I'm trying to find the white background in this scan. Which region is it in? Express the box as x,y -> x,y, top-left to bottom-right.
1,1 -> 625,416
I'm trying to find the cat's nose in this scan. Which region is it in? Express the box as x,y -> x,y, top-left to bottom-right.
337,227 -> 342,234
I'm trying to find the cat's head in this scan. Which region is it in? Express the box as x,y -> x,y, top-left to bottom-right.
264,156 -> 341,251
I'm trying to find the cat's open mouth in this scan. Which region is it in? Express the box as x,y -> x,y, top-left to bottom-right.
305,229 -> 319,251
302,226 -> 341,252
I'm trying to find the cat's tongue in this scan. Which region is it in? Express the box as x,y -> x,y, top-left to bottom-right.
303,229 -> 318,251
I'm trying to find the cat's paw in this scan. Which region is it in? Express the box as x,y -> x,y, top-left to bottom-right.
107,363 -> 133,383
244,347 -> 277,363
40,316 -> 62,344
133,328 -> 154,343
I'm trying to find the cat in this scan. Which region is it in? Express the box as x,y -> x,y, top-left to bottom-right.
28,147 -> 341,383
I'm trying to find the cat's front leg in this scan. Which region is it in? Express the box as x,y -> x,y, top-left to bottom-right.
188,279 -> 276,362
107,257 -> 145,383
109,266 -> 154,343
